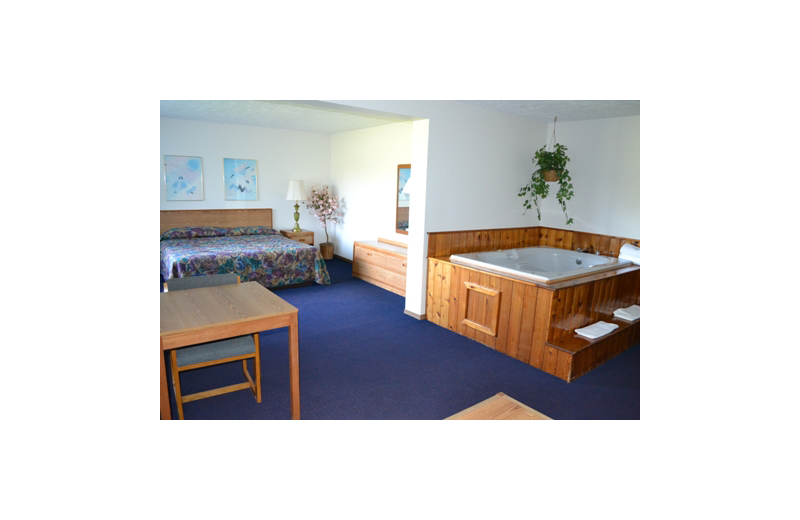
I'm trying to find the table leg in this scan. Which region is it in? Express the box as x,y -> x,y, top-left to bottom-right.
160,338 -> 172,420
289,312 -> 300,420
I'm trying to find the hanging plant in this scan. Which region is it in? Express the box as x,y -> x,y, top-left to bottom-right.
518,117 -> 575,225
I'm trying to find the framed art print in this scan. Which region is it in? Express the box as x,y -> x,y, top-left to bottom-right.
224,158 -> 258,200
164,155 -> 204,201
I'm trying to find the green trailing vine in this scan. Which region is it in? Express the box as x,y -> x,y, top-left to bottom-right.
518,120 -> 575,225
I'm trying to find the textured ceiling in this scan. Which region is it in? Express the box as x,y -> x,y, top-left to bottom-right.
160,100 -> 640,133
457,100 -> 640,123
160,100 -> 410,134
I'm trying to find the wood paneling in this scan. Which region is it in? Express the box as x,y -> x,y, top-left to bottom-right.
428,226 -> 640,259
546,269 -> 640,342
552,320 -> 640,381
427,260 -> 550,365
426,257 -> 640,382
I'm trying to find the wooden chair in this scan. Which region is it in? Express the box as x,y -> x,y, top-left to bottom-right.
165,274 -> 262,419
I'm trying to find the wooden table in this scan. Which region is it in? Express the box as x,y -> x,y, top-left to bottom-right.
445,392 -> 552,420
160,282 -> 300,420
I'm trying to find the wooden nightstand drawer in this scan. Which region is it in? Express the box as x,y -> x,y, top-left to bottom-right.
280,230 -> 314,246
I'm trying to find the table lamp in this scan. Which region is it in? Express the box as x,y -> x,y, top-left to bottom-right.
285,180 -> 307,232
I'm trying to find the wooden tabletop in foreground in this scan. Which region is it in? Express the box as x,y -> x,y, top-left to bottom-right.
446,392 -> 553,420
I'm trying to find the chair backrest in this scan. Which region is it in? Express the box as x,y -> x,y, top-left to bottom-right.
166,273 -> 240,292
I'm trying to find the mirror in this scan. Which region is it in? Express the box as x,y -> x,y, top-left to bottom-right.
396,164 -> 411,234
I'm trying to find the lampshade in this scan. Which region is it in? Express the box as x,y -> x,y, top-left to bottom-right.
286,180 -> 307,201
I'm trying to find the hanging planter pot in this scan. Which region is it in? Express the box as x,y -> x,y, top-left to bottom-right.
543,170 -> 560,182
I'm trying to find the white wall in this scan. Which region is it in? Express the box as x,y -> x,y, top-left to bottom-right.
536,116 -> 640,238
423,106 -> 549,233
159,118 -> 332,238
330,122 -> 413,259
327,101 -> 549,315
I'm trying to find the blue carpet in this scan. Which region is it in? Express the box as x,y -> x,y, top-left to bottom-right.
164,258 -> 640,420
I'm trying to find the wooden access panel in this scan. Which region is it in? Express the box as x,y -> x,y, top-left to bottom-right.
459,281 -> 501,336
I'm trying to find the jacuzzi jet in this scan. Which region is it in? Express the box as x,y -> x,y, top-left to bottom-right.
576,258 -> 582,265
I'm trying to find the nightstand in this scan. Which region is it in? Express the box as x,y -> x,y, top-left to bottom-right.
280,229 -> 314,245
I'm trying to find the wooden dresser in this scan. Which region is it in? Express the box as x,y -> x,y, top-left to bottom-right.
353,240 -> 408,296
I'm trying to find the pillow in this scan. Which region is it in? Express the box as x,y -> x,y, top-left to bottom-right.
159,227 -> 227,241
226,226 -> 278,236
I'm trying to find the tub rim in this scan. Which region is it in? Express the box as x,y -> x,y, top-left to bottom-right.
448,246 -> 632,285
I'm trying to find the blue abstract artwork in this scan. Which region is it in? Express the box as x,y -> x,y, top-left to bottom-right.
164,155 -> 204,201
224,158 -> 258,200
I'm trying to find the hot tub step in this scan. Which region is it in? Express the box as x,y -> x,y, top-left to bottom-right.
546,318 -> 639,382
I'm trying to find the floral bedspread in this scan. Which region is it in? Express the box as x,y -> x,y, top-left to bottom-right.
160,227 -> 330,288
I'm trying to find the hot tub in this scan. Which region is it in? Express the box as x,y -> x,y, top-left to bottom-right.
449,246 -> 632,284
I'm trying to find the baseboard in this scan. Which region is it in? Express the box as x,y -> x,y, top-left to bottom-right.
333,254 -> 352,263
404,309 -> 427,321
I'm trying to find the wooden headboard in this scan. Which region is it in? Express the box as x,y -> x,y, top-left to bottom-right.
160,209 -> 273,234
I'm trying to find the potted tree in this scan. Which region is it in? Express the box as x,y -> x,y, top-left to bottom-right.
305,185 -> 340,260
518,140 -> 575,225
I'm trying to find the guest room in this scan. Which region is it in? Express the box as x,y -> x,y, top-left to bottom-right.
160,100 -> 640,420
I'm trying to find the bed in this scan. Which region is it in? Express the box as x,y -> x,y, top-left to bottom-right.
160,209 -> 330,288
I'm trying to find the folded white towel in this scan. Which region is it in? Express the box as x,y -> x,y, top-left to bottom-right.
613,304 -> 640,321
619,243 -> 640,265
575,321 -> 619,339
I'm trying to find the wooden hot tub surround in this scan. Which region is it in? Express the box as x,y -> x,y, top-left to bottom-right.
426,226 -> 640,382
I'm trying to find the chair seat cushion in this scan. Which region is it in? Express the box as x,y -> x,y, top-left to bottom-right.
176,335 -> 255,367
